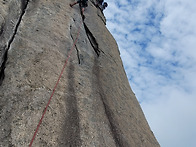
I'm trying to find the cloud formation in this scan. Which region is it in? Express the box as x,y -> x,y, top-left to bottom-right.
105,0 -> 196,146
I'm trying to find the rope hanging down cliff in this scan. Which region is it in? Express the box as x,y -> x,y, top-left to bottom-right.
29,20 -> 83,147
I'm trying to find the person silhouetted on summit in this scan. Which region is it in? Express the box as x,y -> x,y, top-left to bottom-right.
70,0 -> 88,19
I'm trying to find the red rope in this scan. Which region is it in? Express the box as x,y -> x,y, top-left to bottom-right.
29,20 -> 83,147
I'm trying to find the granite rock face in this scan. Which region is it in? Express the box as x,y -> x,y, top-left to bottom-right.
0,0 -> 159,146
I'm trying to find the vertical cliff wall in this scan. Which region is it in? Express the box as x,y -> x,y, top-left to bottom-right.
0,0 -> 159,146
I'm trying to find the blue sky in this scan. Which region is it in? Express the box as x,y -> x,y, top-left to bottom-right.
104,0 -> 196,147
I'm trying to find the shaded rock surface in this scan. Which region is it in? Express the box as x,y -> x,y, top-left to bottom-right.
0,0 -> 159,146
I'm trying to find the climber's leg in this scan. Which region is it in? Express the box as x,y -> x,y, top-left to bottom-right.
69,1 -> 79,7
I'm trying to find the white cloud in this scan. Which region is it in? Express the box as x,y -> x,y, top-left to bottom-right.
141,88 -> 196,147
105,0 -> 196,146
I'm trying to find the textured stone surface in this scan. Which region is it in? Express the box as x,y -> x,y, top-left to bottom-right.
0,0 -> 24,84
0,0 -> 159,146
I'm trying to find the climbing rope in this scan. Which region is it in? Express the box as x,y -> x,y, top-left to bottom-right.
29,20 -> 83,147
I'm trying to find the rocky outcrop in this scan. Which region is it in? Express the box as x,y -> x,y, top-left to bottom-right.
0,0 -> 159,146
0,0 -> 28,85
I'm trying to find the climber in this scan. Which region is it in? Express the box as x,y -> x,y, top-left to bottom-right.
70,0 -> 88,19
100,2 -> 108,11
95,0 -> 104,7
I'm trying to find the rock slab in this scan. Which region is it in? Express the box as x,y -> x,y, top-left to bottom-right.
0,0 -> 160,146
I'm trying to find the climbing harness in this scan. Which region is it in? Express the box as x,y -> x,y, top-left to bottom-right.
29,20 -> 83,147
